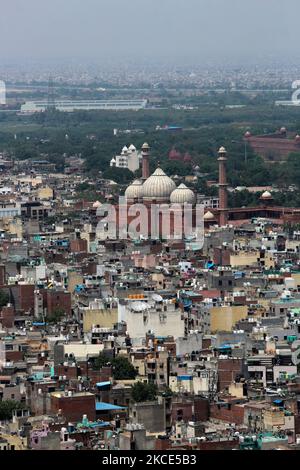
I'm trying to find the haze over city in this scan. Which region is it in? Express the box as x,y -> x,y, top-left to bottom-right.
1,0 -> 300,66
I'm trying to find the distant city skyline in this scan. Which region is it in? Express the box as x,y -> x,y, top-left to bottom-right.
1,0 -> 300,66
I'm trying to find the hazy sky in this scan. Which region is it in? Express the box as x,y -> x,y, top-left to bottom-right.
1,0 -> 300,65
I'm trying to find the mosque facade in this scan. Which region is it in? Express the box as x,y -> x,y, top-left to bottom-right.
97,143 -> 300,241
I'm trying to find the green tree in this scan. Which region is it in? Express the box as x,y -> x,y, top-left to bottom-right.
0,400 -> 25,421
111,356 -> 137,380
0,290 -> 9,308
102,167 -> 133,184
93,353 -> 137,380
76,182 -> 90,192
131,382 -> 158,403
47,307 -> 65,324
93,352 -> 111,370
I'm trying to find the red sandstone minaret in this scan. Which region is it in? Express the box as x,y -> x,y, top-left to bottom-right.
218,146 -> 228,226
141,142 -> 150,180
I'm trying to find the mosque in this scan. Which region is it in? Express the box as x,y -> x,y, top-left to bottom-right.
124,143 -> 196,206
96,143 -> 300,240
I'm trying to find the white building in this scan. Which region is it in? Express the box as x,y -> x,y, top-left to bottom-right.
21,99 -> 148,113
0,203 -> 21,218
110,144 -> 140,173
118,295 -> 185,345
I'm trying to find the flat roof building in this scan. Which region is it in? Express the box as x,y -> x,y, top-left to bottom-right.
21,99 -> 148,113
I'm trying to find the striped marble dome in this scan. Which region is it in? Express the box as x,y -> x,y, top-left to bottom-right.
142,167 -> 176,201
124,179 -> 144,200
170,183 -> 196,204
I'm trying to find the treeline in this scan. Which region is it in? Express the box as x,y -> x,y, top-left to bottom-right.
0,104 -> 300,191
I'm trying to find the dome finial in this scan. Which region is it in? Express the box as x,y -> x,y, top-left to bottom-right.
218,146 -> 227,154
142,142 -> 150,152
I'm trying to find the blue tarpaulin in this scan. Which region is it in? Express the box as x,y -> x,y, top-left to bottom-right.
96,381 -> 111,388
95,402 -> 126,411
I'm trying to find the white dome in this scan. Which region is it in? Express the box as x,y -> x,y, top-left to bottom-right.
125,179 -> 144,200
128,144 -> 136,151
170,183 -> 196,204
93,200 -> 102,208
203,210 -> 215,220
142,167 -> 176,201
121,146 -> 128,154
261,191 -> 272,199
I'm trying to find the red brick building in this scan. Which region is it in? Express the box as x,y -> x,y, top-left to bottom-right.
45,289 -> 72,317
2,284 -> 35,314
70,239 -> 88,253
245,128 -> 300,162
210,401 -> 245,425
50,391 -> 96,422
197,438 -> 239,450
0,305 -> 15,328
217,358 -> 244,391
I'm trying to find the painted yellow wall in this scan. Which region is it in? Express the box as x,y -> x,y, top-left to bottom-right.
210,305 -> 248,332
291,273 -> 300,287
83,308 -> 118,333
230,251 -> 274,269
38,186 -> 53,200
67,271 -> 84,295
228,382 -> 244,398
